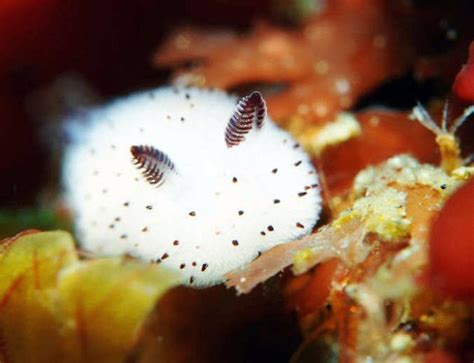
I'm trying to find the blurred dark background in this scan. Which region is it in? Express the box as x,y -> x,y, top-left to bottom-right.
0,0 -> 472,206
0,0 -> 277,207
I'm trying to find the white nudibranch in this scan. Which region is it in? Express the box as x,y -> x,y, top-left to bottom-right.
62,87 -> 322,286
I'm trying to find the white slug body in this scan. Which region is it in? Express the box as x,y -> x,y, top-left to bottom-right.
63,87 -> 322,286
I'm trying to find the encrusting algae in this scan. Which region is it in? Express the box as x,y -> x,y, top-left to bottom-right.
286,112 -> 362,156
227,151 -> 465,293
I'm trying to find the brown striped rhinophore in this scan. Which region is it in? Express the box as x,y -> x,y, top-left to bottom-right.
225,91 -> 267,147
130,145 -> 175,186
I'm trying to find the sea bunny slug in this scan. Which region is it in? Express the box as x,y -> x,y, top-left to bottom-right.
63,87 -> 322,286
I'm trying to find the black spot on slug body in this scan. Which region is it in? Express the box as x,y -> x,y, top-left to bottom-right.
201,263 -> 208,272
298,192 -> 307,197
232,240 -> 239,246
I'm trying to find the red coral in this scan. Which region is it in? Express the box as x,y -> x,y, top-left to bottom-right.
429,178 -> 474,299
422,350 -> 460,363
452,42 -> 474,103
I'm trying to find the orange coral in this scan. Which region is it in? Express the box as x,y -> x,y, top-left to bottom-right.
225,217 -> 368,294
154,0 -> 417,124
319,110 -> 439,195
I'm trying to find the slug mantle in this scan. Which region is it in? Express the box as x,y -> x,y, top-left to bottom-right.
62,87 -> 322,286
